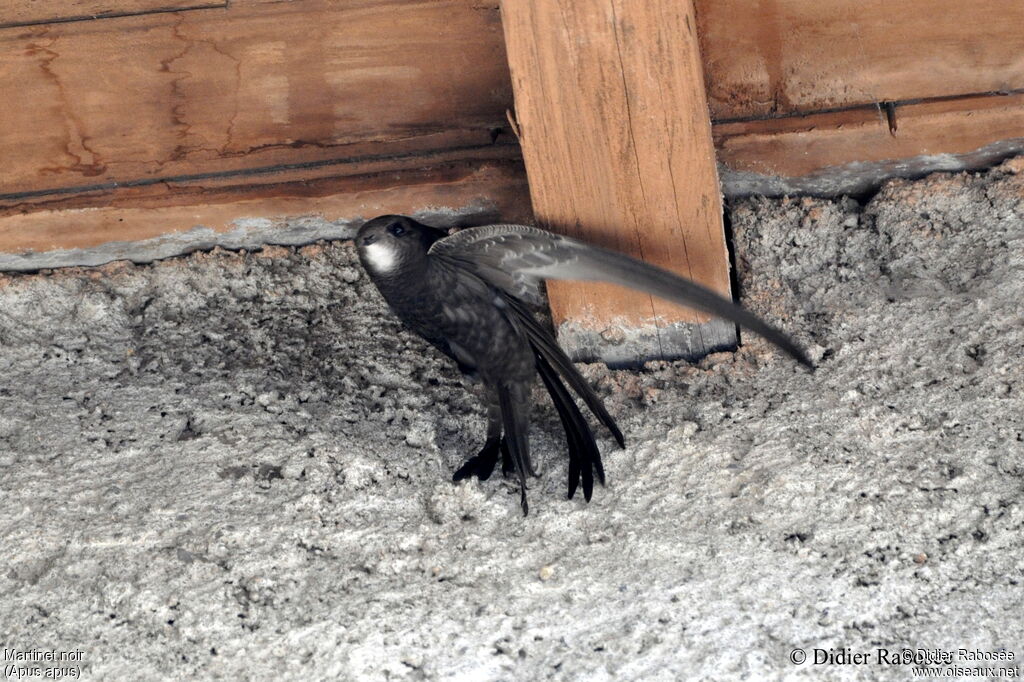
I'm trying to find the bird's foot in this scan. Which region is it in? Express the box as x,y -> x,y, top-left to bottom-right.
452,437 -> 503,482
453,438 -> 529,515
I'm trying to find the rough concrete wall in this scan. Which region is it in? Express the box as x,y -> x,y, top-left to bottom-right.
1,160 -> 1022,680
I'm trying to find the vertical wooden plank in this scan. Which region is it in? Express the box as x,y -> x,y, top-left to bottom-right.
500,0 -> 734,366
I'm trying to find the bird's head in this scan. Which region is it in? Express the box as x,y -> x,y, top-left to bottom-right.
355,215 -> 443,277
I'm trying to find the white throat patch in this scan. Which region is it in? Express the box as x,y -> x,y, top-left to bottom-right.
363,242 -> 399,273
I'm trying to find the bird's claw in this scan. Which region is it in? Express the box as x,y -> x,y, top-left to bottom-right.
454,438 -> 531,515
452,438 -> 502,482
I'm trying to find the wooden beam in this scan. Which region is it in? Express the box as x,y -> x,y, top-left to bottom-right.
7,0 -> 1023,278
695,0 -> 1024,120
1,138 -> 520,214
0,1 -> 225,29
714,94 -> 1024,196
0,161 -> 531,270
0,0 -> 512,197
500,0 -> 733,366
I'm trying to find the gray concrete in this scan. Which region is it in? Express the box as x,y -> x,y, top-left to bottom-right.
1,161 -> 1022,680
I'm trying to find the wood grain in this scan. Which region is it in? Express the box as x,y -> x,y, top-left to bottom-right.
0,0 -> 223,28
695,0 -> 1024,120
0,161 -> 531,261
0,142 -> 522,216
1,0 -> 512,196
715,94 -> 1024,179
5,0 -> 1024,316
501,0 -> 733,363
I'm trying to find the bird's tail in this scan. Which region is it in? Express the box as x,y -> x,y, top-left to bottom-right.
496,381 -> 533,516
536,353 -> 605,500
504,296 -> 624,445
502,294 -> 622,500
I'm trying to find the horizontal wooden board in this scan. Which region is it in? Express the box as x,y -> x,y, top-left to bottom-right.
0,0 -> 512,195
0,142 -> 521,216
695,0 -> 1024,120
0,1 -> 223,28
714,94 -> 1024,180
0,161 -> 531,266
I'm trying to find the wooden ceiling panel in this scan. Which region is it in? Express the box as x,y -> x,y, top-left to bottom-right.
695,0 -> 1024,120
0,0 -> 513,197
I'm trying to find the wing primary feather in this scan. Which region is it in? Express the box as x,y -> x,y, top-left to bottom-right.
432,225 -> 813,369
575,247 -> 814,369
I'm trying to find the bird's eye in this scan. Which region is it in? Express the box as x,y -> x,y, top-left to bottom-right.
388,223 -> 406,237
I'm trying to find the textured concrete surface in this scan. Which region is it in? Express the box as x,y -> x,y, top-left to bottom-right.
1,161 -> 1022,680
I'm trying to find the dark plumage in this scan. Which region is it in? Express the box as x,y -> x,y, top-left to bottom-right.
355,215 -> 812,514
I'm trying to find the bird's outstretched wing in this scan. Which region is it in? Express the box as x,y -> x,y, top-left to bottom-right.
430,224 -> 813,368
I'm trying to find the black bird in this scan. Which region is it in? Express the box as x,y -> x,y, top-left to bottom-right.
355,215 -> 812,514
